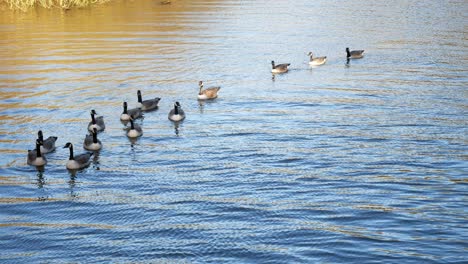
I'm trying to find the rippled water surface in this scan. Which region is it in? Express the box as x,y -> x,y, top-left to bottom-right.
1,0 -> 467,263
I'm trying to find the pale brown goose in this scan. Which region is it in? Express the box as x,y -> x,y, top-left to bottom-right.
271,60 -> 290,73
307,52 -> 327,66
198,81 -> 221,100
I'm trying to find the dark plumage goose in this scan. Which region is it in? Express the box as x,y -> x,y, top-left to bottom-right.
83,128 -> 102,151
271,60 -> 290,73
126,118 -> 143,138
37,130 -> 58,154
88,109 -> 105,132
346,47 -> 364,59
198,81 -> 221,100
307,52 -> 327,66
120,101 -> 143,121
137,90 -> 161,111
168,102 -> 185,122
64,142 -> 93,170
27,139 -> 47,166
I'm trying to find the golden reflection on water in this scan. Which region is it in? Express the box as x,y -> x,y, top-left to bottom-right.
0,0 -> 219,91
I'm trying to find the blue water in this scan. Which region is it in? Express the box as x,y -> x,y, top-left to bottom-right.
0,0 -> 467,263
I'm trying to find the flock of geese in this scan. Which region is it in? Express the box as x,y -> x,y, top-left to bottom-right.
27,48 -> 364,170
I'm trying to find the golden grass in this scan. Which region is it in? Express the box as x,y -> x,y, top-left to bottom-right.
3,0 -> 111,11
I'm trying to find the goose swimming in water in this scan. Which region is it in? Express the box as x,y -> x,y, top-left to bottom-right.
307,52 -> 327,66
126,118 -> 143,138
346,47 -> 365,59
198,81 -> 221,100
271,61 -> 290,73
64,142 -> 93,170
137,90 -> 161,111
83,128 -> 102,151
120,101 -> 143,121
168,102 -> 185,122
88,109 -> 105,132
37,130 -> 58,154
27,139 -> 47,166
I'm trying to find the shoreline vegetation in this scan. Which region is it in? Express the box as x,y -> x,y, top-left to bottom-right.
2,0 -> 111,11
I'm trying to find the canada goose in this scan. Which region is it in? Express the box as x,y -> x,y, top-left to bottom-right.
198,81 -> 221,100
27,139 -> 47,166
307,52 -> 327,66
346,47 -> 364,59
271,61 -> 290,73
64,142 -> 93,170
137,90 -> 161,111
84,128 -> 102,151
37,130 -> 58,154
127,118 -> 143,138
120,102 -> 143,121
88,109 -> 105,132
168,102 -> 185,122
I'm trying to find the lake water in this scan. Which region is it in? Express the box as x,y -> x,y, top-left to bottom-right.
0,0 -> 467,263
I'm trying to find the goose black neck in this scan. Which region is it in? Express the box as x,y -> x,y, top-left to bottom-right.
92,131 -> 98,144
130,120 -> 135,129
68,144 -> 74,160
271,61 -> 275,69
35,142 -> 42,157
38,131 -> 44,142
123,102 -> 128,114
346,48 -> 351,58
91,113 -> 96,124
174,104 -> 179,115
137,92 -> 142,103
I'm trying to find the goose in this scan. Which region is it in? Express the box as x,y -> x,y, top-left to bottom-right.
271,61 -> 290,73
346,47 -> 364,59
168,102 -> 185,122
307,52 -> 327,66
126,118 -> 143,138
120,101 -> 143,121
88,109 -> 105,132
27,139 -> 47,166
64,142 -> 93,170
37,130 -> 58,154
137,90 -> 161,111
83,128 -> 102,151
198,81 -> 221,100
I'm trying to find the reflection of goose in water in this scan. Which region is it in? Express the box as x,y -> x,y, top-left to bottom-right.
37,130 -> 57,154
64,142 -> 93,170
28,140 -> 47,166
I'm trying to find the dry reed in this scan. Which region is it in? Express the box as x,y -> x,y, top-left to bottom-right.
3,0 -> 110,11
